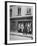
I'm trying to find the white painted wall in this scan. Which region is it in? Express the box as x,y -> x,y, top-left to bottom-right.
11,6 -> 18,17
21,6 -> 26,16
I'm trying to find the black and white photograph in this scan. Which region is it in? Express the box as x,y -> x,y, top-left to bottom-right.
5,1 -> 36,44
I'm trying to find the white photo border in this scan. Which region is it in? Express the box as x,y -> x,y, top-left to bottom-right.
5,1 -> 36,45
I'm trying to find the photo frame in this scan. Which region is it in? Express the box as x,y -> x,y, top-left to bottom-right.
5,1 -> 36,45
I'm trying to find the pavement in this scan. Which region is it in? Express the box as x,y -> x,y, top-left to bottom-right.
10,32 -> 33,40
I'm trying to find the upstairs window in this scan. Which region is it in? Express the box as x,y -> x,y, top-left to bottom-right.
18,8 -> 21,16
10,8 -> 12,17
26,8 -> 31,15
